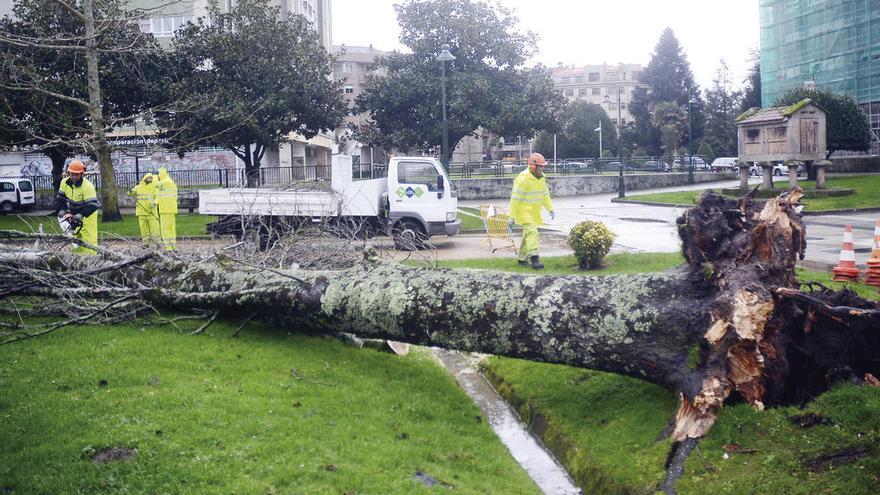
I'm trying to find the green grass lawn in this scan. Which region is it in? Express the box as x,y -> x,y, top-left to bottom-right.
0,319 -> 539,494
457,207 -> 486,231
0,213 -> 216,239
444,255 -> 880,494
625,174 -> 880,212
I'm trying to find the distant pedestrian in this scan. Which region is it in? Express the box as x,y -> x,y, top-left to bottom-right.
129,173 -> 160,247
53,160 -> 99,255
155,167 -> 178,251
509,153 -> 555,269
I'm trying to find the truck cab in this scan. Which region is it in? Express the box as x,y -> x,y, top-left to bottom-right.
384,156 -> 460,249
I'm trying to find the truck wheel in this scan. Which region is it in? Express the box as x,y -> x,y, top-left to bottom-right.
0,201 -> 13,214
773,169 -> 782,176
393,220 -> 427,251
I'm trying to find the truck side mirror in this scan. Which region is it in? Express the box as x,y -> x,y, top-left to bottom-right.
436,176 -> 445,199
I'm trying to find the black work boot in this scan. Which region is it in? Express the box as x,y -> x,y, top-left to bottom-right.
529,255 -> 544,270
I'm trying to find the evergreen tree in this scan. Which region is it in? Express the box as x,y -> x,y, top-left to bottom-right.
355,0 -> 564,164
740,51 -> 762,113
703,60 -> 741,156
630,28 -> 704,154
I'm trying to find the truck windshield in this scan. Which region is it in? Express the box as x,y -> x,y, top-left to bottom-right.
398,161 -> 441,191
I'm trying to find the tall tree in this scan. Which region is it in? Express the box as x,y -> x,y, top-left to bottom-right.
534,101 -> 615,159
702,60 -> 741,157
739,50 -> 762,114
0,0 -> 166,219
630,28 -> 704,155
163,0 -> 346,187
651,101 -> 687,161
355,0 -> 564,164
773,88 -> 872,160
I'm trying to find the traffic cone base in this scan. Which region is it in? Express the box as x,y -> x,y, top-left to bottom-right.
865,220 -> 880,287
832,225 -> 861,282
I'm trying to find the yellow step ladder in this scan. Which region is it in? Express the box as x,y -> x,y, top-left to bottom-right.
479,204 -> 516,253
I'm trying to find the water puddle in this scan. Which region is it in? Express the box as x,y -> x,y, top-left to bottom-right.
433,349 -> 582,495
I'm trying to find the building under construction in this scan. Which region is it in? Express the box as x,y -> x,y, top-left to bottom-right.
760,0 -> 880,155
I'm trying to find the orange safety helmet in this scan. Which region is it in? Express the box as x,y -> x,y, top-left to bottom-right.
527,153 -> 547,172
67,160 -> 85,174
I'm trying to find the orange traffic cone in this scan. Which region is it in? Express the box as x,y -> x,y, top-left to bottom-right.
865,220 -> 880,288
831,225 -> 860,282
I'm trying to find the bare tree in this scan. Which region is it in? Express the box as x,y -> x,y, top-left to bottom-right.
0,0 -> 171,219
1,189 -> 877,494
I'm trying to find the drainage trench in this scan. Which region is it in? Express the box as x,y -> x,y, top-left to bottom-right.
433,349 -> 582,495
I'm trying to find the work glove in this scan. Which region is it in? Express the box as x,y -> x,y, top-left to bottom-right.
69,214 -> 84,229
549,210 -> 556,220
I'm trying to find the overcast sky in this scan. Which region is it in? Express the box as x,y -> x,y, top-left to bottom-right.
332,0 -> 761,91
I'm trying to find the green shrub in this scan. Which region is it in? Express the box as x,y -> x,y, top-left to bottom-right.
567,220 -> 616,269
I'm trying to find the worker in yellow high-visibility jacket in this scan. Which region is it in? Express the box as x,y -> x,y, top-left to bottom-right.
155,167 -> 178,251
53,160 -> 99,255
128,173 -> 160,247
509,153 -> 555,269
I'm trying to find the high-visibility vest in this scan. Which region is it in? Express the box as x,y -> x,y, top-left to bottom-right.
156,169 -> 178,215
58,177 -> 99,218
509,169 -> 553,225
130,179 -> 158,217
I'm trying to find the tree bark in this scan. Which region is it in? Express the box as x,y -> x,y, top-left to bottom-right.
2,188 -> 878,493
81,0 -> 120,221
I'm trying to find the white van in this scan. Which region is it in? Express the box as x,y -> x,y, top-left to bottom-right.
0,177 -> 36,213
710,157 -> 738,172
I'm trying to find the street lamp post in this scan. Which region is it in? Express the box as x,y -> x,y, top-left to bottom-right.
435,44 -> 456,169
603,87 -> 625,198
687,88 -> 694,184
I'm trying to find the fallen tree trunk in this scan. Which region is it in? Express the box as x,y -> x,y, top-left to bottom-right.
1,188 -> 878,493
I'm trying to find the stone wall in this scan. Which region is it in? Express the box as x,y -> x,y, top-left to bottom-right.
829,156 -> 880,173
451,172 -> 733,200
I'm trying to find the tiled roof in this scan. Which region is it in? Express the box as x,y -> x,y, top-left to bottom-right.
736,107 -> 787,125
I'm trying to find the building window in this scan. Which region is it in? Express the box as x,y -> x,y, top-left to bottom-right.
588,72 -> 599,82
574,75 -> 584,83
342,63 -> 353,73
565,89 -> 574,96
561,76 -> 570,84
592,88 -> 600,95
607,72 -> 619,82
139,16 -> 193,37
578,88 -> 587,96
632,71 -> 641,81
344,86 -> 354,94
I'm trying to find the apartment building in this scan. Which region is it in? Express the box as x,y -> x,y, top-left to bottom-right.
551,63 -> 644,125
0,0 -> 336,176
760,0 -> 880,155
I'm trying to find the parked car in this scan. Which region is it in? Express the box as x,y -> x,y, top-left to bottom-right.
748,163 -> 790,176
560,161 -> 594,173
673,156 -> 709,170
641,159 -> 670,172
710,157 -> 737,172
0,177 -> 35,214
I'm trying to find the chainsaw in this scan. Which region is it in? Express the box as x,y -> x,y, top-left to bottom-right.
58,213 -> 84,236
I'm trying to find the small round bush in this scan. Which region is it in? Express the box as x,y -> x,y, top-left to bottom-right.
567,220 -> 615,269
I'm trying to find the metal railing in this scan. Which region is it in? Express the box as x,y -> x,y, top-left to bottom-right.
24,156 -> 718,193
443,156 -> 715,178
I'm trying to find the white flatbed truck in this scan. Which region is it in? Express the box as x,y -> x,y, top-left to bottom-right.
199,156 -> 460,249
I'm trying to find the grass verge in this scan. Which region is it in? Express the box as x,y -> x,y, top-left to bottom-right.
624,175 -> 880,212
0,319 -> 539,494
460,257 -> 879,494
0,213 -> 216,239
